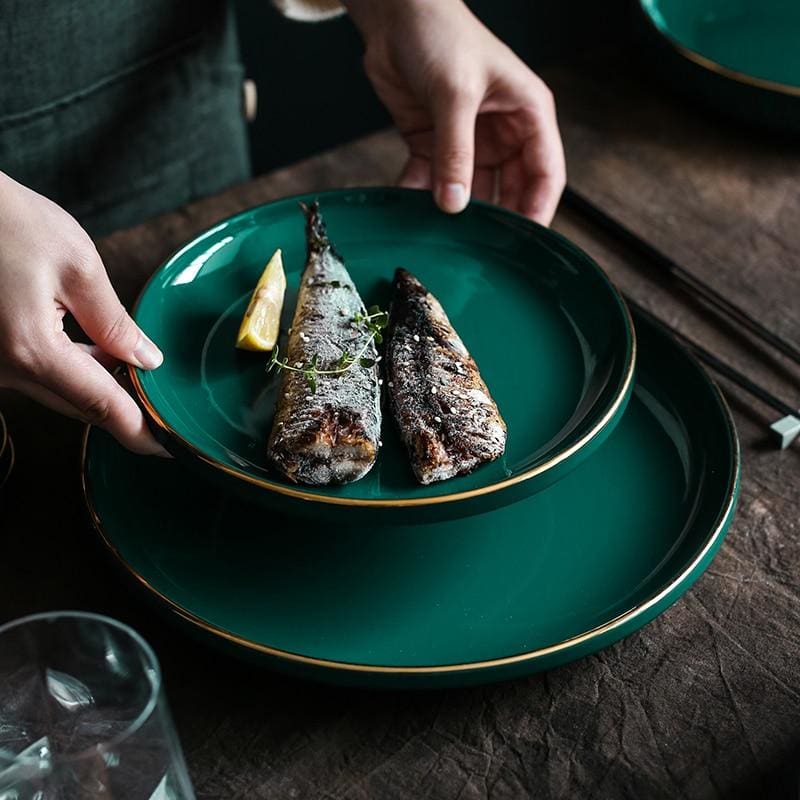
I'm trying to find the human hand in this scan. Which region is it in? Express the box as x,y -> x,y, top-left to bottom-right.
345,0 -> 566,224
0,172 -> 167,455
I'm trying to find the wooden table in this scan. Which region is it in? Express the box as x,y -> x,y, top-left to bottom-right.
2,50 -> 799,798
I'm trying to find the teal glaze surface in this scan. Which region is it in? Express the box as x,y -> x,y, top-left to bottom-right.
130,188 -> 634,519
638,0 -> 800,131
85,312 -> 739,688
642,0 -> 800,87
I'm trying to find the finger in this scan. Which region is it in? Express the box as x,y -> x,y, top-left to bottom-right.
36,341 -> 169,456
18,375 -> 169,458
471,166 -> 496,204
432,92 -> 480,213
8,378 -> 85,419
76,343 -> 120,372
499,159 -> 523,214
517,136 -> 566,225
516,96 -> 566,225
60,254 -> 163,370
397,155 -> 432,190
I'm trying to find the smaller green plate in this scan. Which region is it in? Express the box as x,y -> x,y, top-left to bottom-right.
638,0 -> 800,130
131,188 -> 635,521
86,312 -> 739,689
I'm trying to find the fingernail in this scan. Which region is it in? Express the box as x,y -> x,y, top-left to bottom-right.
438,182 -> 468,213
133,335 -> 163,370
141,439 -> 172,458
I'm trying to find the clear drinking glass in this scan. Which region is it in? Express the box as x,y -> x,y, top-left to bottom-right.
0,611 -> 195,800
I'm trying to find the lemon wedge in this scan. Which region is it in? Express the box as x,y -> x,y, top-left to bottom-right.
235,249 -> 286,351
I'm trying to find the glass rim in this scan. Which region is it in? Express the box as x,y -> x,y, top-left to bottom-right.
0,610 -> 163,765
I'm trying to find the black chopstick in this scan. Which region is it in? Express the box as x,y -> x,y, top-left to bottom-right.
562,186 -> 800,367
627,297 -> 797,418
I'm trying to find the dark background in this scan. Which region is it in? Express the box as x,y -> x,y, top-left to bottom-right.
4,3 -> 800,796
234,0 -> 632,175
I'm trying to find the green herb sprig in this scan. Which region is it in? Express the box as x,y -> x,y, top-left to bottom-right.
267,306 -> 388,393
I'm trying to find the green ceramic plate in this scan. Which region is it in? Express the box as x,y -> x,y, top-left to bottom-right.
130,188 -> 635,521
86,311 -> 739,689
638,0 -> 800,130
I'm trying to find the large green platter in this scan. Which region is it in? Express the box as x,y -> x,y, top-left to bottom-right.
130,188 -> 635,522
86,311 -> 739,689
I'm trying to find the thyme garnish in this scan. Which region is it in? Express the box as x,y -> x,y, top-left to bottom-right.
267,306 -> 388,393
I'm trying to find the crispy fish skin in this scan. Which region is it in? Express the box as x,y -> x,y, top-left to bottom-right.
386,268 -> 507,485
267,202 -> 381,485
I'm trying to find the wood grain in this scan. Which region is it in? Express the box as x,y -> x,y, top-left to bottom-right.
1,47 -> 799,800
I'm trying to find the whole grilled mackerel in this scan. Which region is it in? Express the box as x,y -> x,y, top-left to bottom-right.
267,202 -> 381,485
386,269 -> 507,485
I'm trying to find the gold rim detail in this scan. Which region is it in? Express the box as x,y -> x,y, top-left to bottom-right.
126,191 -> 638,509
81,361 -> 740,676
640,3 -> 800,97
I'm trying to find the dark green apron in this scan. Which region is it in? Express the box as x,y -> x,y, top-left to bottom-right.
0,0 -> 251,236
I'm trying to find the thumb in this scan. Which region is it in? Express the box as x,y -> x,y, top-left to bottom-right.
62,255 -> 163,370
432,92 -> 479,214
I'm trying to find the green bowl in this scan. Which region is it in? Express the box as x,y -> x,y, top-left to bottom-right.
130,188 -> 635,522
637,0 -> 800,131
86,310 -> 739,689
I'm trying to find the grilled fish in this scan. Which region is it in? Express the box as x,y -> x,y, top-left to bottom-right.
385,269 -> 507,485
267,202 -> 381,485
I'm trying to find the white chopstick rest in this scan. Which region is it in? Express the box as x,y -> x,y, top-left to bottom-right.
770,414 -> 800,449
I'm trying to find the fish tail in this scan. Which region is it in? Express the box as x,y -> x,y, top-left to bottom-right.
301,200 -> 331,255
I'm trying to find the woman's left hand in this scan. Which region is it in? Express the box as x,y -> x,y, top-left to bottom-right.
345,0 -> 566,225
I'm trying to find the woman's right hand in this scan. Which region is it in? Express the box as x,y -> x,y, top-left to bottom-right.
0,172 -> 168,455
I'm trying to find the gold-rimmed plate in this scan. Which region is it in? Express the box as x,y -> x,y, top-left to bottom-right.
130,188 -> 635,521
86,309 -> 738,688
637,0 -> 800,131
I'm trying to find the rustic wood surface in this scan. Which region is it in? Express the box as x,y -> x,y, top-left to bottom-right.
2,49 -> 799,799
